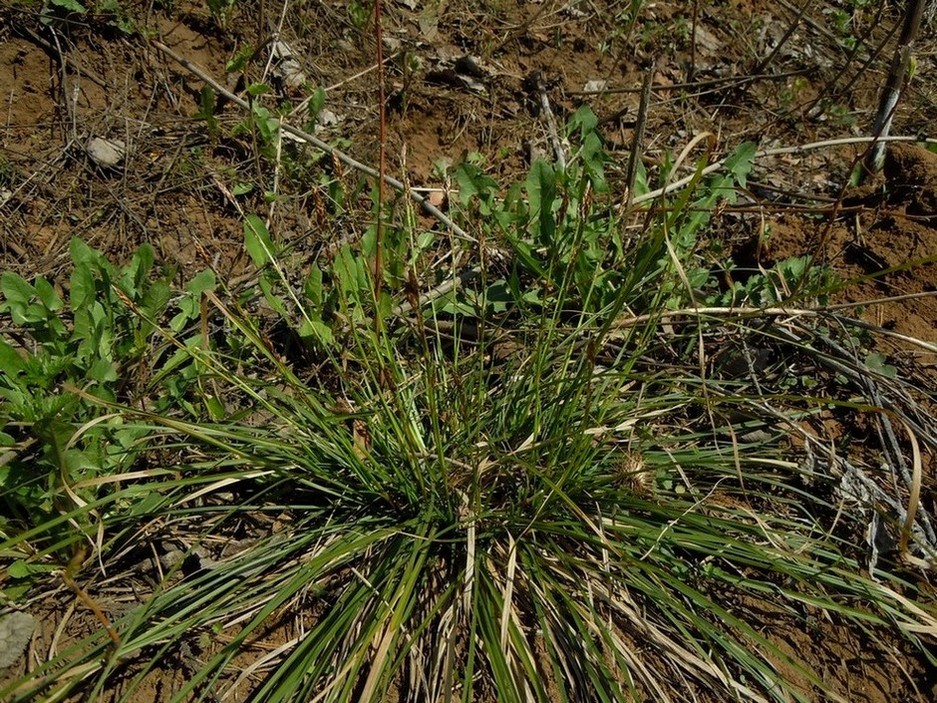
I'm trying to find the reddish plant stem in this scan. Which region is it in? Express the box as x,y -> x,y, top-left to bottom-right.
373,0 -> 386,331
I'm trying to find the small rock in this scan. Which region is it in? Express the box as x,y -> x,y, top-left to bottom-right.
425,190 -> 447,209
583,79 -> 607,93
317,109 -> 339,127
454,55 -> 485,79
692,24 -> 721,55
0,611 -> 35,670
157,548 -> 186,573
86,137 -> 126,169
272,41 -> 307,90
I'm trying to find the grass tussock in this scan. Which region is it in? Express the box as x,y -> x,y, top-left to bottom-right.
2,121 -> 937,703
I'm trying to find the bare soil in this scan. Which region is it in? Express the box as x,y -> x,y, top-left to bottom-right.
3,1 -> 937,701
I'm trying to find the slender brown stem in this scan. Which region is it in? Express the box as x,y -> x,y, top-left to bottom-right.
898,419 -> 922,557
572,69 -> 807,96
625,63 -> 654,212
61,546 -> 121,648
373,0 -> 386,331
687,0 -> 699,83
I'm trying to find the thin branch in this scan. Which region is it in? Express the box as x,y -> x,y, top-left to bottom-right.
861,0 -> 927,178
570,69 -> 809,96
18,25 -> 108,88
631,134 -> 937,207
535,73 -> 568,168
149,40 -> 476,245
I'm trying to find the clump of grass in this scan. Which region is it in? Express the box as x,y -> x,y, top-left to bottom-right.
2,134 -> 936,703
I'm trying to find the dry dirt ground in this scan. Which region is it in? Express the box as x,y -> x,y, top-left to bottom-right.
2,1 -> 937,701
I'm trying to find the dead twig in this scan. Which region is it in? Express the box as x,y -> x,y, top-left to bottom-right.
571,69 -> 808,96
625,63 -> 654,212
149,40 -> 475,245
150,38 -> 479,317
804,1 -> 895,121
630,134 -> 937,207
898,420 -> 924,557
535,74 -> 568,168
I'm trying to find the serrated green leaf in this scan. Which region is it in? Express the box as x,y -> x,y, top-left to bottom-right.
308,87 -> 326,122
724,141 -> 757,188
581,132 -> 608,192
333,246 -> 368,299
33,278 -> 63,312
188,269 -> 217,297
69,238 -> 110,275
865,352 -> 897,378
259,276 -> 289,317
455,164 -> 497,209
88,357 -> 118,384
298,318 -> 334,346
416,231 -> 434,252
246,83 -> 271,97
226,45 -> 255,73
203,394 -> 226,421
0,583 -> 31,602
197,85 -> 216,118
69,265 -> 97,312
140,279 -> 172,320
377,290 -> 393,321
123,243 -> 156,296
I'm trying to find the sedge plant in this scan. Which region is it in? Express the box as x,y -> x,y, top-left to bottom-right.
2,129 -> 936,703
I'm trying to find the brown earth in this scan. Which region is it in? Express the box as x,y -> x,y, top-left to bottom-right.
761,143 -> 937,368
3,0 -> 937,701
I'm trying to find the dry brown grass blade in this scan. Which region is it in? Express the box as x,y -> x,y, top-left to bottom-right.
499,534 -> 518,654
580,574 -> 770,702
899,419 -> 923,557
605,305 -> 937,354
360,614 -> 396,703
